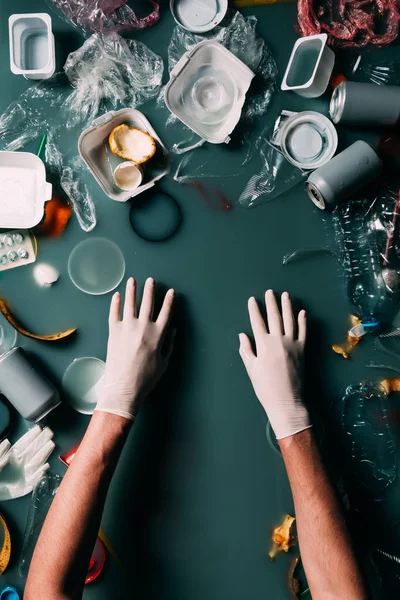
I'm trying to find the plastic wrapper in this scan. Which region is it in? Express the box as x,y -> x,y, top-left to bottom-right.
47,0 -> 159,35
0,33 -> 163,232
297,0 -> 400,48
19,472 -> 62,578
341,382 -> 396,499
344,53 -> 400,86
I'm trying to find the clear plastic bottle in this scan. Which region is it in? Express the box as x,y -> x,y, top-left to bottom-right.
341,382 -> 396,499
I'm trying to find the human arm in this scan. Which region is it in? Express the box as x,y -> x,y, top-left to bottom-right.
25,277 -> 175,600
239,291 -> 367,600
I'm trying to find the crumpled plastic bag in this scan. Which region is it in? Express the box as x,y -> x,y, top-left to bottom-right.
0,33 -> 163,232
46,0 -> 159,35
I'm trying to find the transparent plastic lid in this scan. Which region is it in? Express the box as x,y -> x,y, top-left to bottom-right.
62,357 -> 105,415
68,237 -> 125,295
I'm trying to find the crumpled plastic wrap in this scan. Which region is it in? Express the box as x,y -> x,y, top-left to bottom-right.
0,33 -> 163,232
297,0 -> 400,48
341,382 -> 396,499
347,54 -> 400,86
47,0 -> 159,35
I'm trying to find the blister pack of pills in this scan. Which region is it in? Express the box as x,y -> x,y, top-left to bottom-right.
0,231 -> 36,272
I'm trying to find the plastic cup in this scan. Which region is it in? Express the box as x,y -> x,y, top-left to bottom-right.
113,161 -> 143,192
62,357 -> 105,415
68,237 -> 125,295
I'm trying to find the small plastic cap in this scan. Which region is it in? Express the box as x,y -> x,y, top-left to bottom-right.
0,587 -> 20,600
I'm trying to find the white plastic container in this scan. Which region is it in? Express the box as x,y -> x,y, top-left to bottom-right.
78,109 -> 169,202
165,41 -> 254,144
281,34 -> 334,98
0,151 -> 52,229
170,0 -> 228,33
9,14 -> 55,80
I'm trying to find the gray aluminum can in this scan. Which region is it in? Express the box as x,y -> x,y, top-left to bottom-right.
330,81 -> 400,127
305,140 -> 382,211
0,347 -> 60,422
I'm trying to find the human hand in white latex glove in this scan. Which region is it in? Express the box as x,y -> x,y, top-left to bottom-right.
239,290 -> 311,440
0,426 -> 55,501
96,277 -> 175,421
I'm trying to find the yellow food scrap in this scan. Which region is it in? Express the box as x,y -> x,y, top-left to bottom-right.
381,378 -> 400,395
332,315 -> 362,359
0,298 -> 77,342
269,515 -> 296,560
0,513 -> 11,574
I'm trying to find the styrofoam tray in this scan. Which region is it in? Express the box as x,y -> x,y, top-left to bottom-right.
0,151 -> 52,229
78,109 -> 169,202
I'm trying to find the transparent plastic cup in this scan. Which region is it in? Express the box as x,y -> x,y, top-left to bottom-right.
62,357 -> 105,415
68,237 -> 125,295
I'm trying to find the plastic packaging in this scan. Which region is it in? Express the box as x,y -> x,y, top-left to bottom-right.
297,0 -> 400,48
170,0 -> 228,33
46,0 -> 160,34
19,472 -> 62,578
332,198 -> 388,327
62,357 -> 105,414
68,237 -> 125,295
9,13 -> 55,80
341,382 -> 396,499
346,54 -> 400,86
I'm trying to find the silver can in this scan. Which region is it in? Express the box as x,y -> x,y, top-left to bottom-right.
330,81 -> 400,128
306,140 -> 382,211
0,347 -> 60,422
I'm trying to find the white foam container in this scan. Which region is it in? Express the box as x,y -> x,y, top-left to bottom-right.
78,109 -> 169,202
9,13 -> 55,80
165,41 -> 254,144
281,34 -> 334,98
0,151 -> 52,229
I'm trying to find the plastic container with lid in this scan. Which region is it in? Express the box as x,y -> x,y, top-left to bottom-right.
9,13 -> 55,80
170,0 -> 228,33
165,41 -> 254,144
0,151 -> 52,229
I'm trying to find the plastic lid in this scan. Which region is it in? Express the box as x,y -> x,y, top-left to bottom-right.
68,237 -> 125,295
170,0 -> 228,33
130,191 -> 182,242
0,587 -> 20,600
62,357 -> 105,415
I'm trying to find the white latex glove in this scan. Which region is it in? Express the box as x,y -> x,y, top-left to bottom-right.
0,426 -> 55,501
239,290 -> 312,440
96,277 -> 175,421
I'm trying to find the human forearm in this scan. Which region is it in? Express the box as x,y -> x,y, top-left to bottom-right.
25,411 -> 132,600
279,429 -> 367,600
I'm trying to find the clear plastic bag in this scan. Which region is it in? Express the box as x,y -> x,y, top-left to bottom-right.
19,472 -> 62,578
341,382 -> 396,500
46,0 -> 160,35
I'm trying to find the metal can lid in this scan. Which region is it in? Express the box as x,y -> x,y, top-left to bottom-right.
329,82 -> 346,124
170,0 -> 228,33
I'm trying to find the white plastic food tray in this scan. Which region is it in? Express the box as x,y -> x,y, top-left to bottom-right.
9,13 -> 55,80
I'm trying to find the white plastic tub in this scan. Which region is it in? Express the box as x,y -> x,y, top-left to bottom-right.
281,34 -> 334,98
78,109 -> 169,202
9,13 -> 55,80
0,151 -> 52,229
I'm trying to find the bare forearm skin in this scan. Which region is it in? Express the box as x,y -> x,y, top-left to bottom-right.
279,429 -> 367,600
25,411 -> 132,600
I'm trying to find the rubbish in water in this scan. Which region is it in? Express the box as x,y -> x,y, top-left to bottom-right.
68,237 -> 125,295
305,141 -> 382,211
163,10 -> 277,139
346,54 -> 400,87
79,108 -> 169,203
0,513 -> 11,574
0,231 -> 37,273
341,382 -> 397,499
376,548 -> 400,565
0,151 -> 52,229
283,246 -> 336,265
281,34 -> 335,98
47,0 -> 160,34
170,0 -> 228,33
85,537 -> 106,584
332,315 -> 363,359
272,110 -> 337,170
62,357 -> 105,415
0,587 -> 19,600
9,13 -> 55,80
109,125 -> 156,164
0,425 -> 55,501
113,162 -> 143,192
367,362 -> 400,376
36,197 -> 73,238
0,399 -> 12,444
380,377 -> 400,395
130,191 -> 182,242
0,298 -> 77,342
0,348 -> 60,422
269,515 -> 296,559
19,472 -> 62,578
33,263 -> 59,287
297,0 -> 399,48
165,41 -> 254,144
330,81 -> 400,128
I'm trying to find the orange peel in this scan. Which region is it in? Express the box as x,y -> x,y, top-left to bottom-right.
332,315 -> 363,358
0,513 -> 11,574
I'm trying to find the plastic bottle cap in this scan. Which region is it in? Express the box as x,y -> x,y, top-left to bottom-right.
0,587 -> 20,600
